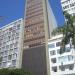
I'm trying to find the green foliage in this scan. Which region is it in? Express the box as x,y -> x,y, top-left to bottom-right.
51,26 -> 66,36
61,12 -> 75,54
0,69 -> 31,75
52,11 -> 75,54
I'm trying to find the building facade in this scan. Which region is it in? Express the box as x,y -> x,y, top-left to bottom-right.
22,0 -> 57,75
61,0 -> 75,15
48,34 -> 75,75
0,18 -> 24,68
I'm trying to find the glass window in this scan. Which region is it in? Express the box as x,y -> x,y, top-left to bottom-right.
4,51 -> 8,56
10,44 -> 13,49
65,47 -> 70,52
8,55 -> 12,60
51,58 -> 56,63
14,48 -> 18,53
68,55 -> 73,61
57,49 -> 60,54
6,45 -> 9,49
17,24 -> 20,30
48,43 -> 55,48
14,42 -> 18,48
9,27 -> 12,31
52,67 -> 57,72
3,56 -> 7,61
69,64 -> 74,70
9,49 -> 13,54
0,63 -> 2,67
58,56 -> 72,63
0,57 -> 3,62
59,66 -> 65,71
12,60 -> 16,66
56,42 -> 61,47
50,50 -> 56,56
12,53 -> 17,59
3,62 -> 7,67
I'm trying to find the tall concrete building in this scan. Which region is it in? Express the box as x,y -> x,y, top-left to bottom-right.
0,18 -> 24,68
61,0 -> 75,16
22,0 -> 57,75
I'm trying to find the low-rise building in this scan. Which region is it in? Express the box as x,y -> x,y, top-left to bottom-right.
48,34 -> 75,75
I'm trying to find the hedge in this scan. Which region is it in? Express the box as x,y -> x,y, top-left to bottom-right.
0,69 -> 31,75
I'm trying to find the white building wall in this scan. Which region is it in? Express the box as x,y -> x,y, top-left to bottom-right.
48,34 -> 75,75
0,18 -> 24,68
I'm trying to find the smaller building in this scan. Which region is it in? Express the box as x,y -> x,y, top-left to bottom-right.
48,34 -> 75,75
0,18 -> 24,68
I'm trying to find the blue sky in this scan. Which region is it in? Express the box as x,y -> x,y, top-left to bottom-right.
0,0 -> 65,28
49,0 -> 65,27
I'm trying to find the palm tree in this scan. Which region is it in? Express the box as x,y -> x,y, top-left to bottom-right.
60,11 -> 75,54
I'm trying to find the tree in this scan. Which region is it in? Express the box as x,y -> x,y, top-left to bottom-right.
51,11 -> 75,54
60,11 -> 75,54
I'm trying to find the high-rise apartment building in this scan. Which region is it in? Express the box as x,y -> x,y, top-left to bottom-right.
0,18 -> 23,68
48,34 -> 75,75
61,0 -> 75,15
22,0 -> 57,75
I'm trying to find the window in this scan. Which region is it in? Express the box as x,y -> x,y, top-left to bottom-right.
14,48 -> 18,53
12,60 -> 16,66
57,49 -> 60,54
58,55 -> 73,63
68,55 -> 73,61
52,67 -> 57,72
65,47 -> 70,52
16,33 -> 19,36
59,66 -> 65,71
6,45 -> 9,49
56,42 -> 61,47
14,42 -> 18,48
0,57 -> 3,62
51,58 -> 56,63
69,64 -> 74,70
0,52 -> 3,56
50,50 -> 56,56
0,63 -> 2,67
17,24 -> 20,30
10,44 -> 13,49
63,5 -> 69,10
3,62 -> 7,67
4,51 -> 8,56
48,43 -> 55,48
14,41 -> 18,47
9,27 -> 12,31
9,49 -> 13,54
8,55 -> 12,60
3,56 -> 7,61
12,54 -> 17,59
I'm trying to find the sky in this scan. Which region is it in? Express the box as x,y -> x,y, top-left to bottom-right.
49,0 -> 65,27
0,0 -> 65,28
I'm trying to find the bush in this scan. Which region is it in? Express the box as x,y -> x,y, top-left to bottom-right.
0,69 -> 31,75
